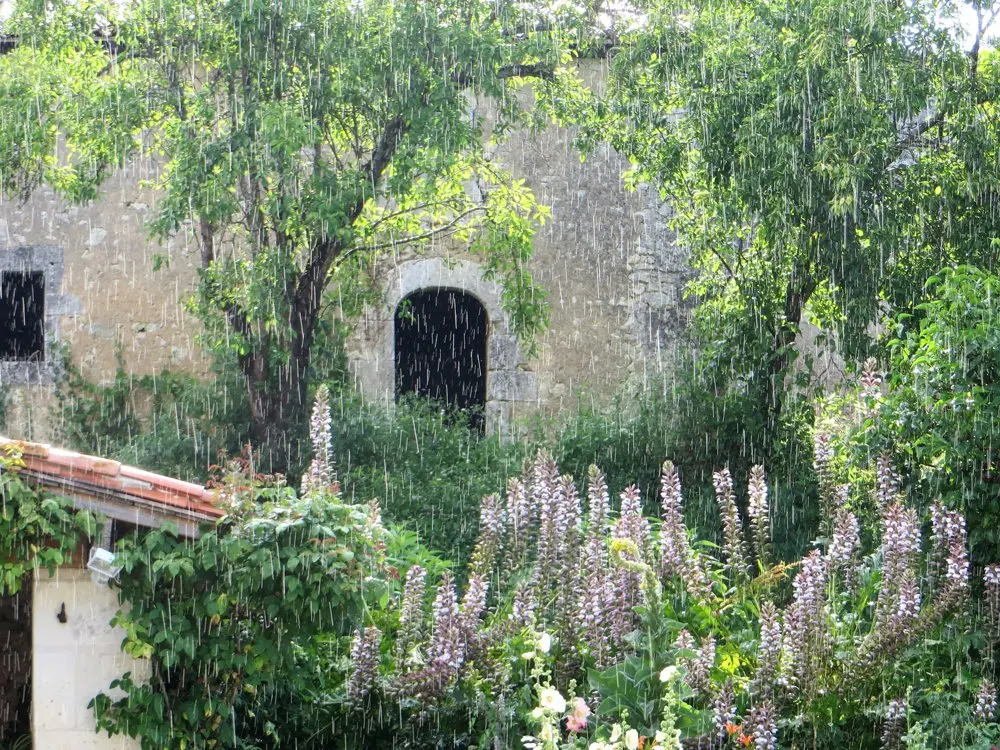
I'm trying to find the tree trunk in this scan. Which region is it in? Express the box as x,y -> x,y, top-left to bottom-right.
763,264 -> 816,452
221,117 -> 409,474
242,319 -> 313,476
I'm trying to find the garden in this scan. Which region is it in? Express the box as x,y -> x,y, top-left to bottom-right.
2,0 -> 1000,747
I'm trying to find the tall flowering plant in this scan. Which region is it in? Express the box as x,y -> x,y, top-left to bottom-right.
337,402 -> 992,747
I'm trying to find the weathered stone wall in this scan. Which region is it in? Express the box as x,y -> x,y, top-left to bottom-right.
348,60 -> 692,421
0,162 -> 207,439
32,569 -> 146,750
2,61 -> 692,441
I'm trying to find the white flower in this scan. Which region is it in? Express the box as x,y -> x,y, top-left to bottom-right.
609,724 -> 622,743
521,650 -> 537,661
538,632 -> 552,654
659,665 -> 678,682
531,707 -> 545,719
539,687 -> 567,714
656,728 -> 682,749
589,743 -> 610,750
539,723 -> 556,742
625,729 -> 640,750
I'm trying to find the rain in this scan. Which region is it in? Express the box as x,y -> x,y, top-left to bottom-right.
0,0 -> 999,748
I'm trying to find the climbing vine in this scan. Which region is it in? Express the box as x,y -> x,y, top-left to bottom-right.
0,446 -> 100,595
0,388 -> 393,750
88,388 -> 393,750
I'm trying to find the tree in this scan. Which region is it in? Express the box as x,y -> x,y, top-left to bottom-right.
568,0 -> 1000,456
0,0 -> 578,469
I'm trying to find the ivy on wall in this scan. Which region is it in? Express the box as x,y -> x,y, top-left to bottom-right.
0,388 -> 392,750
90,467 -> 391,749
0,446 -> 100,595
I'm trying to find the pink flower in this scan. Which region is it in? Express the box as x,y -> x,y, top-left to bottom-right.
565,697 -> 591,733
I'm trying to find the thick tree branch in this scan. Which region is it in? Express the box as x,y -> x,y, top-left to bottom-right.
199,216 -> 216,269
886,110 -> 945,170
364,200 -> 464,233
292,113 -> 408,325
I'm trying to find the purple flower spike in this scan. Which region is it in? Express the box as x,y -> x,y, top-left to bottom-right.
300,384 -> 335,496
713,468 -> 749,581
347,626 -> 382,704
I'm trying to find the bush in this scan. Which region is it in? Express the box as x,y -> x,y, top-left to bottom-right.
844,266 -> 1000,564
53,348 -> 822,568
52,317 -> 826,569
322,434 -> 996,749
332,391 -> 528,567
53,350 -> 252,481
52,317 -> 351,480
548,366 -> 818,564
91,389 -> 394,750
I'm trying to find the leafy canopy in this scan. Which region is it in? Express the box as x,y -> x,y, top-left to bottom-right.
0,0 -> 581,465
559,0 -> 1000,451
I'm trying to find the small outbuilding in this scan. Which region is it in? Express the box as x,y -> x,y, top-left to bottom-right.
0,437 -> 224,750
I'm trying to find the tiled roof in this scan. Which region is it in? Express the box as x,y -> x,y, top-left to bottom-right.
0,436 -> 224,534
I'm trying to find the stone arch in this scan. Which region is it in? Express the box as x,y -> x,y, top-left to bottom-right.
348,258 -> 537,435
394,287 -> 488,431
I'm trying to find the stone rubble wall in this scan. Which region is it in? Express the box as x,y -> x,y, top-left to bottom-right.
348,60 -> 692,424
0,162 -> 207,440
2,61 -> 692,441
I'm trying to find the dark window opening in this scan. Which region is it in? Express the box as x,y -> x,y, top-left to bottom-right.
0,578 -> 31,747
0,271 -> 44,362
395,288 -> 488,432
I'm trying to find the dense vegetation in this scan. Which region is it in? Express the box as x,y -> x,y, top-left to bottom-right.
5,376 -> 1000,748
2,0 -> 1000,747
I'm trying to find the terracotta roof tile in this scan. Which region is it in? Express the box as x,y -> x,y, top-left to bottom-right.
0,436 -> 225,522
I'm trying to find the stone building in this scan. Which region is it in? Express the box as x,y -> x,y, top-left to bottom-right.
0,61 -> 691,440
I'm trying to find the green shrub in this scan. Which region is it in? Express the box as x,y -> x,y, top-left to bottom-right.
53,350 -> 252,481
52,316 -> 350,480
0,446 -> 100,593
846,266 -> 1000,564
548,366 -> 818,564
91,392 -> 393,750
332,391 -> 528,567
51,319 -> 822,569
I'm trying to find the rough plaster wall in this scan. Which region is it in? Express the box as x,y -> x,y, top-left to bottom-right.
0,159 -> 207,440
32,569 -> 146,750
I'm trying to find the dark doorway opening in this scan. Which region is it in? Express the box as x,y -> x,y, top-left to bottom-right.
0,271 -> 45,361
0,578 -> 31,749
395,288 -> 488,432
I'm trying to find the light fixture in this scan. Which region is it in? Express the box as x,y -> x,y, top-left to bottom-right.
87,546 -> 122,585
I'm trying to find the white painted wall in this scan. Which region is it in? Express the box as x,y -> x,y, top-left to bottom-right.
32,569 -> 146,750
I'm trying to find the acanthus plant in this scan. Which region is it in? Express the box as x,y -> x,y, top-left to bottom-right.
342,384 -> 992,748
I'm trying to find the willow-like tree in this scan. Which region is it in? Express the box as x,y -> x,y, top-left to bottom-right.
0,0 -> 589,468
564,0 -> 1000,455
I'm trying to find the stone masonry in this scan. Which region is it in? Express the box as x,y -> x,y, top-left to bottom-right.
0,60 -> 691,440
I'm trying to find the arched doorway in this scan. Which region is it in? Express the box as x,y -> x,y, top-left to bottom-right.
394,288 -> 488,431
